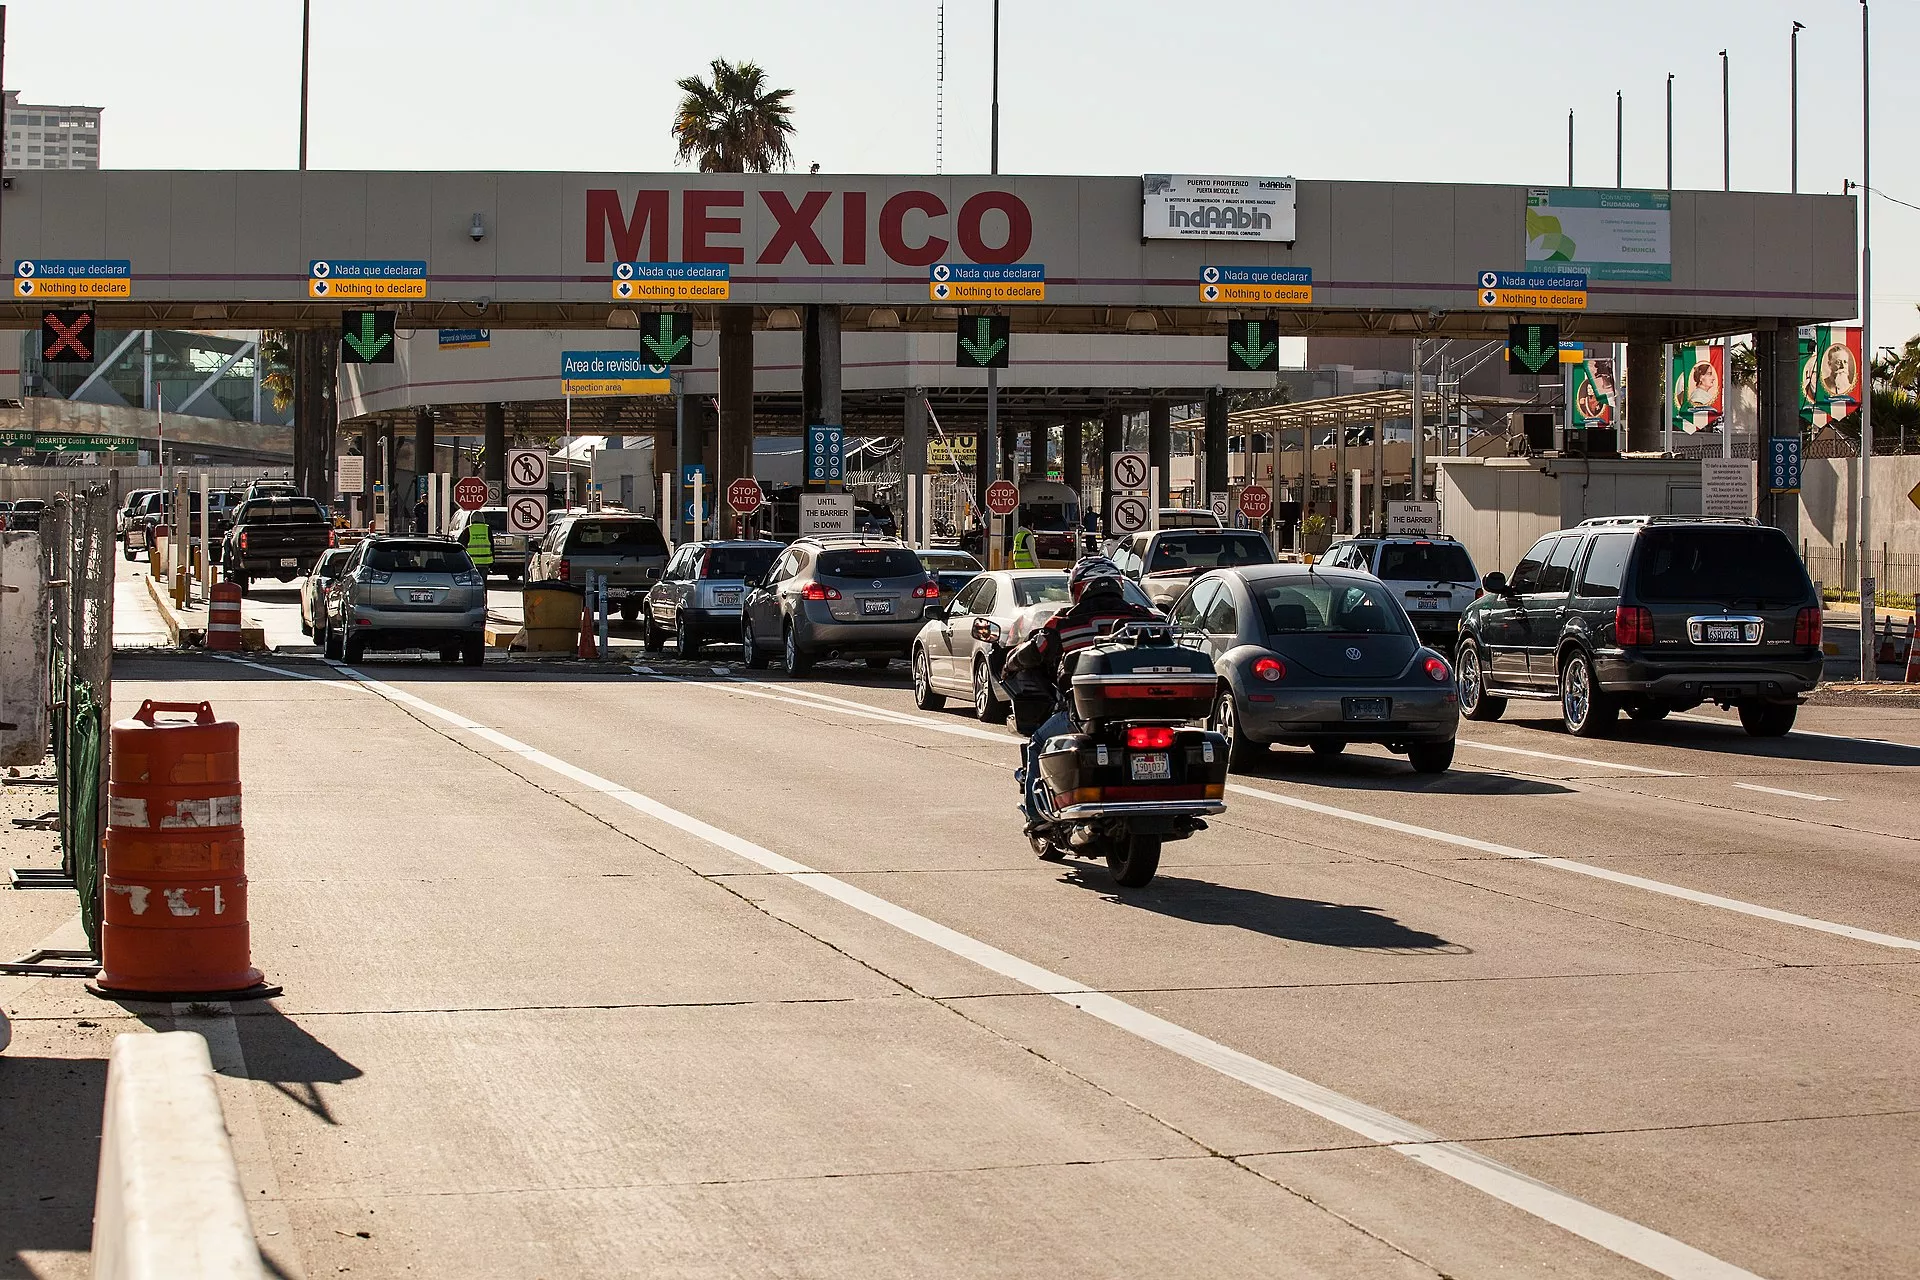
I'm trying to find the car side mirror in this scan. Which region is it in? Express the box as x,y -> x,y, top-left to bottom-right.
1482,571 -> 1510,596
971,618 -> 1000,643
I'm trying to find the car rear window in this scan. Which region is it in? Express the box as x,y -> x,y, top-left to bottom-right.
1158,510 -> 1220,529
1634,527 -> 1810,604
315,549 -> 351,577
367,543 -> 473,574
1013,576 -> 1071,607
1146,532 -> 1273,574
817,548 -> 925,579
239,498 -> 325,523
476,511 -> 508,532
567,519 -> 667,555
703,546 -> 780,580
1376,542 -> 1475,583
1254,581 -> 1409,636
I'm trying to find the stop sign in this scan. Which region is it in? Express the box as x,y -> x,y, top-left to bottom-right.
453,477 -> 490,512
1238,484 -> 1273,521
984,479 -> 1020,517
727,477 -> 764,514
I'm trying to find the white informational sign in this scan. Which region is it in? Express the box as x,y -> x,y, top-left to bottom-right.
506,448 -> 549,492
336,454 -> 365,495
798,492 -> 855,535
1108,451 -> 1150,492
506,491 -> 549,536
1110,494 -> 1150,535
1701,458 -> 1755,519
1525,188 -> 1672,282
1210,493 -> 1231,523
1142,174 -> 1297,243
1385,500 -> 1442,536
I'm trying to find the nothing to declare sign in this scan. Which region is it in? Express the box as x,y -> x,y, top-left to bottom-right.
1143,174 -> 1296,242
559,351 -> 671,397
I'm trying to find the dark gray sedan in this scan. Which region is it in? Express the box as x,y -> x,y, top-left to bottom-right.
1168,565 -> 1459,773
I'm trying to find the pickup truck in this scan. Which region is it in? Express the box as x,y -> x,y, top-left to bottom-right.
221,496 -> 333,592
525,514 -> 669,615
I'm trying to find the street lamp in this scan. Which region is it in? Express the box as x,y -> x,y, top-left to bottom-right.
1858,0 -> 1875,678
1792,22 -> 1806,193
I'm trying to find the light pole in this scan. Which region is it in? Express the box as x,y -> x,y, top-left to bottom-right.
1791,22 -> 1805,193
299,0 -> 311,170
1665,74 -> 1674,191
1720,50 -> 1730,191
1566,110 -> 1574,186
1858,0 -> 1875,678
1615,91 -> 1623,188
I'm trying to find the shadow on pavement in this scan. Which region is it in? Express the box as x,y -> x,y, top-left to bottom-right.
1247,749 -> 1577,797
0,1053 -> 107,1274
121,1001 -> 365,1126
1060,867 -> 1470,955
1489,709 -> 1920,769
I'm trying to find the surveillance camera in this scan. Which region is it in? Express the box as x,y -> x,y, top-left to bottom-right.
468,214 -> 486,242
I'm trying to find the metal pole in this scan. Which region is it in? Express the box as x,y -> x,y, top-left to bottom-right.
0,7 -> 8,274
1616,91 -> 1623,188
1410,338 -> 1425,501
1721,50 -> 1731,191
1665,74 -> 1674,191
298,0 -> 311,170
1792,22 -> 1804,193
990,0 -> 999,176
1567,110 -> 1574,186
987,0 -> 1000,507
1859,0 -> 1876,679
1722,339 -> 1734,459
1662,344 -> 1674,455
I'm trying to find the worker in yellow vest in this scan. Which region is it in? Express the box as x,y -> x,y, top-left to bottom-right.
463,516 -> 495,576
1012,523 -> 1037,569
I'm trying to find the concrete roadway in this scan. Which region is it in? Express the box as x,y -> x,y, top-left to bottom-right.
6,567 -> 1920,1278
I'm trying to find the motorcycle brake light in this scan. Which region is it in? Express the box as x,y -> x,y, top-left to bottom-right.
1125,726 -> 1176,749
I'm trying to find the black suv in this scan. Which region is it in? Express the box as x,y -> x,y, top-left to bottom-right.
1456,516 -> 1822,738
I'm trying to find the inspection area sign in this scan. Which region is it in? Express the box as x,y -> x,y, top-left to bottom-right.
1477,270 -> 1587,311
1200,265 -> 1312,305
560,351 -> 672,396
611,262 -> 730,301
309,260 -> 427,299
928,263 -> 1045,302
14,259 -> 132,299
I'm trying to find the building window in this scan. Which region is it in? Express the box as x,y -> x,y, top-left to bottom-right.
26,145 -> 38,153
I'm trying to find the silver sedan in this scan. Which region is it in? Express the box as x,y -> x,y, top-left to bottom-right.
911,569 -> 1074,722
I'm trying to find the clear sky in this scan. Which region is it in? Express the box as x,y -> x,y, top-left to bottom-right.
8,0 -> 1915,347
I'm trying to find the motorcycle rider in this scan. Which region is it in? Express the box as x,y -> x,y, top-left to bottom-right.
1003,555 -> 1160,825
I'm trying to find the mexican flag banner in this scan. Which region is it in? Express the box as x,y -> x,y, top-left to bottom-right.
1799,325 -> 1863,426
1670,344 -> 1724,433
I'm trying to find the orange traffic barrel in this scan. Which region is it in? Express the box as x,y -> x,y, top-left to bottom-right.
90,700 -> 280,1002
207,582 -> 243,651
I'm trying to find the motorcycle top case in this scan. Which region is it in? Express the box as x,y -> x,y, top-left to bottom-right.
1067,628 -> 1216,725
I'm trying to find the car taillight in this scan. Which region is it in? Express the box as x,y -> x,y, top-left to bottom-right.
1615,605 -> 1654,646
1252,656 -> 1286,682
328,529 -> 338,548
1794,606 -> 1822,647
1424,656 -> 1450,683
238,531 -> 249,551
1125,726 -> 1176,749
802,582 -> 842,601
556,558 -> 571,580
912,581 -> 940,599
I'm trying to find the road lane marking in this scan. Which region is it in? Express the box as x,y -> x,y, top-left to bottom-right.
1732,783 -> 1839,803
1453,737 -> 1688,777
1672,712 -> 1920,754
1224,783 -> 1920,952
257,657 -> 1760,1280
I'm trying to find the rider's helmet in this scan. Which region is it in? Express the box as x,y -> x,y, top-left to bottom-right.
1068,554 -> 1123,602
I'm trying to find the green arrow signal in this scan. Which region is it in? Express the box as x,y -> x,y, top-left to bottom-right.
642,313 -> 690,364
1230,320 -> 1276,370
342,312 -> 392,361
1511,325 -> 1555,374
958,317 -> 1007,366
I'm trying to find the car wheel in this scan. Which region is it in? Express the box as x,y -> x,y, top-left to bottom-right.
230,573 -> 250,594
1627,701 -> 1671,723
1456,641 -> 1506,721
1309,740 -> 1346,758
1106,833 -> 1162,889
912,647 -> 947,711
300,614 -> 313,637
343,633 -> 366,664
864,656 -> 892,670
1559,650 -> 1615,738
461,634 -> 485,667
122,542 -> 136,562
439,643 -> 460,664
1738,701 -> 1797,737
324,622 -> 343,660
974,657 -> 1009,723
1211,688 -> 1262,772
1407,740 -> 1455,773
619,597 -> 639,624
742,617 -> 770,670
675,618 -> 702,658
642,613 -> 665,653
784,622 -> 814,675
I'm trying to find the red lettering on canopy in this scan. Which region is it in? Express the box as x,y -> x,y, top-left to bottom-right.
841,191 -> 868,265
758,190 -> 833,265
957,191 -> 1032,264
586,189 -> 668,263
683,190 -> 745,264
879,191 -> 948,267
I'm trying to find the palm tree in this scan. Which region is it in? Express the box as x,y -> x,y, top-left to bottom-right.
672,60 -> 794,174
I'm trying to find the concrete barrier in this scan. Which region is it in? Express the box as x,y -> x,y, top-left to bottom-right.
92,1031 -> 264,1280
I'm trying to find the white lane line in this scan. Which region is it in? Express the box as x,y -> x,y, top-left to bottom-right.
255,656 -> 1758,1280
1732,783 -> 1840,803
1225,782 -> 1920,952
632,666 -> 1016,744
1454,737 -> 1688,777
1672,712 -> 1920,754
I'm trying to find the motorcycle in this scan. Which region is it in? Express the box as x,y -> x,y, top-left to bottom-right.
1003,624 -> 1229,888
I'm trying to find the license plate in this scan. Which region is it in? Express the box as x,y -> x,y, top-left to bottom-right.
408,590 -> 437,603
714,590 -> 740,606
1129,752 -> 1171,781
1344,697 -> 1390,721
860,598 -> 893,616
1415,598 -> 1438,610
279,557 -> 298,568
1703,624 -> 1741,643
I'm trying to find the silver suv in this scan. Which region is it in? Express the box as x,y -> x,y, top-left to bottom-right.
740,535 -> 939,674
322,536 -> 489,666
1320,535 -> 1480,654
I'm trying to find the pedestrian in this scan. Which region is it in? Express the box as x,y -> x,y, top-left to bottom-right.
1012,522 -> 1037,569
413,496 -> 428,532
463,514 -> 494,578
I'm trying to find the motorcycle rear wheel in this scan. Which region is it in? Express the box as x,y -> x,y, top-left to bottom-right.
1106,833 -> 1162,888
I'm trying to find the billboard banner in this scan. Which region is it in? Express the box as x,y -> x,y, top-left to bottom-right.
1671,344 -> 1725,433
1527,188 -> 1672,282
1799,325 -> 1863,425
929,434 -> 977,469
1573,356 -> 1617,427
1142,174 -> 1296,242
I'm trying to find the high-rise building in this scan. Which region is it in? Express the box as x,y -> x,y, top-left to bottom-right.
4,90 -> 102,170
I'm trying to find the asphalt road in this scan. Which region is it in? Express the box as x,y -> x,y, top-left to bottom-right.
6,565 -> 1919,1279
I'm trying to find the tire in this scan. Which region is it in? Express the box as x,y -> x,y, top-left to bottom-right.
1456,641 -> 1506,721
912,647 -> 947,710
230,572 -> 250,595
1627,701 -> 1671,723
1407,739 -> 1455,774
343,633 -> 366,664
784,622 -> 814,675
1107,833 -> 1162,889
324,622 -> 343,660
619,597 -> 639,624
461,635 -> 485,668
1739,702 -> 1797,737
1029,831 -> 1067,863
1559,650 -> 1616,738
300,614 -> 313,637
675,619 -> 703,658
865,656 -> 892,670
1210,688 -> 1262,773
642,614 -> 665,653
122,542 -> 136,562
974,657 -> 1009,724
742,617 -> 771,670
439,644 -> 460,664
1309,740 -> 1346,758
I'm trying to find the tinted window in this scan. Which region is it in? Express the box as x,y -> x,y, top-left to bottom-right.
919,551 -> 983,573
950,577 -> 989,616
1634,528 -> 1810,604
1509,537 -> 1557,592
703,546 -> 779,580
816,547 -> 925,579
314,549 -> 351,578
476,510 -> 508,532
1012,576 -> 1071,607
1255,581 -> 1409,636
1376,542 -> 1476,583
1203,585 -> 1238,634
1172,581 -> 1216,629
237,498 -> 325,524
566,519 -> 667,555
367,542 -> 474,574
1577,533 -> 1633,597
1158,509 -> 1220,529
1538,537 -> 1582,593
1145,532 -> 1273,574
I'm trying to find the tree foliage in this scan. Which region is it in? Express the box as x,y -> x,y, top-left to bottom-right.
672,60 -> 795,175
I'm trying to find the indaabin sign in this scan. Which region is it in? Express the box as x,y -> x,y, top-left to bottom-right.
1142,175 -> 1296,242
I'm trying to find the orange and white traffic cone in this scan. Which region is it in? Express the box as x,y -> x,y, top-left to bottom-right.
577,598 -> 596,660
1906,627 -> 1920,684
1875,616 -> 1894,664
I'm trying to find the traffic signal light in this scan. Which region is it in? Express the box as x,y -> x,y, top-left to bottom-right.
1507,322 -> 1560,376
954,315 -> 1010,369
639,311 -> 695,366
340,310 -> 397,364
1226,319 -> 1279,372
40,309 -> 95,364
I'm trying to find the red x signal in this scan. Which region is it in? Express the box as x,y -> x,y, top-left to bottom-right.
41,311 -> 95,362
